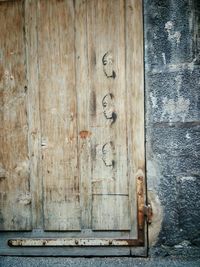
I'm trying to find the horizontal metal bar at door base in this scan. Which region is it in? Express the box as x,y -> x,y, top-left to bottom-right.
8,238 -> 144,247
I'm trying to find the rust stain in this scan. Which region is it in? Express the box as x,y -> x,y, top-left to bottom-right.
8,238 -> 143,247
144,203 -> 153,224
137,176 -> 144,230
79,130 -> 92,139
136,176 -> 146,246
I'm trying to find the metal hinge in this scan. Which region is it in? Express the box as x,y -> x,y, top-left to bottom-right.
144,203 -> 153,224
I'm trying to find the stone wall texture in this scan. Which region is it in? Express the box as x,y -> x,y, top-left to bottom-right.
144,0 -> 200,256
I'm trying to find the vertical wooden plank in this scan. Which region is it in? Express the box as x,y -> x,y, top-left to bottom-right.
37,0 -> 80,230
25,0 -> 43,229
75,0 -> 92,229
92,195 -> 131,230
86,0 -> 131,230
126,0 -> 145,239
0,0 -> 31,230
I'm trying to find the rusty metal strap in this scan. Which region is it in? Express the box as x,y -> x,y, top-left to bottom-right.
8,238 -> 144,247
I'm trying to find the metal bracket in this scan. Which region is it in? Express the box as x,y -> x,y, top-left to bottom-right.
144,203 -> 153,224
8,238 -> 143,247
137,176 -> 153,225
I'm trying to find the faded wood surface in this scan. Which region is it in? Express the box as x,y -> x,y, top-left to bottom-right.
0,0 -> 145,251
86,0 -> 130,230
75,0 -> 92,230
126,0 -> 145,239
25,0 -> 43,229
37,0 -> 80,231
0,0 -> 31,230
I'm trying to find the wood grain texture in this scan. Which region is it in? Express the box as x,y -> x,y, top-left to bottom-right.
0,0 -> 31,230
25,0 -> 43,229
37,0 -> 80,231
92,195 -> 131,230
86,0 -> 130,231
126,0 -> 145,239
0,0 -> 145,253
75,0 -> 92,230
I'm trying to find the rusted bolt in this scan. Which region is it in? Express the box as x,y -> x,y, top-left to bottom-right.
75,240 -> 79,245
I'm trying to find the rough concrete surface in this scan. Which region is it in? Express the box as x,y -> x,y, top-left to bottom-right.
144,0 -> 200,256
0,257 -> 200,267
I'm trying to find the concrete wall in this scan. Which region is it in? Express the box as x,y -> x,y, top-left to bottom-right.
144,0 -> 200,256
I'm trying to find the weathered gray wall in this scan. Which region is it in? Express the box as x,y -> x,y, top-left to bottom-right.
144,0 -> 200,256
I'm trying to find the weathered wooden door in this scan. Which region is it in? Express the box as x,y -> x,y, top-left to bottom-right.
0,0 -> 145,256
